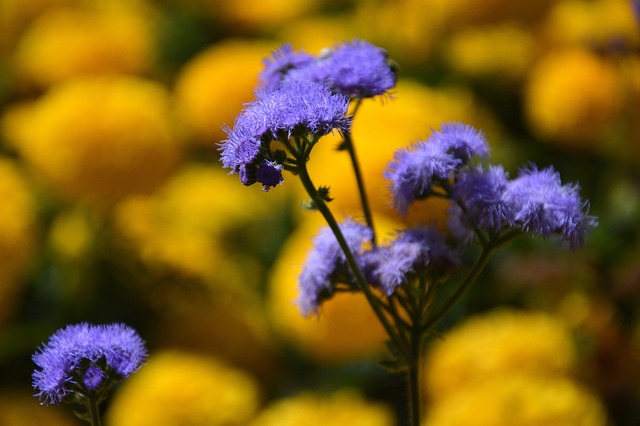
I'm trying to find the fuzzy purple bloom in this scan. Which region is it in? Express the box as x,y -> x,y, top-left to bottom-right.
82,365 -> 105,390
386,122 -> 490,214
503,166 -> 597,248
256,160 -> 283,190
288,40 -> 397,98
220,80 -> 351,190
451,165 -> 513,233
430,122 -> 489,161
32,323 -> 147,405
297,219 -> 373,315
259,44 -> 315,93
367,227 -> 459,295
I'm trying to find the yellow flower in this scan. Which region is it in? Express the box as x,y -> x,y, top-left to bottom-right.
443,23 -> 535,80
303,79 -> 499,228
524,48 -> 623,147
6,75 -> 181,205
114,164 -> 285,290
420,0 -> 555,27
0,392 -> 78,426
542,0 -> 640,50
0,157 -> 36,326
48,207 -> 94,260
0,0 -> 75,54
212,0 -> 318,31
13,1 -> 157,87
423,309 -> 608,426
424,374 -> 607,426
275,15 -> 353,55
173,39 -> 276,144
267,214 -> 404,363
250,390 -> 396,426
105,350 -> 260,426
423,309 -> 576,402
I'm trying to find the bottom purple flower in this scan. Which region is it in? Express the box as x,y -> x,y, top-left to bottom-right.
32,323 -> 147,405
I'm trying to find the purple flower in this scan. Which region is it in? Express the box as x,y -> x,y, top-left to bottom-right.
256,160 -> 283,190
32,323 -> 147,405
220,80 -> 351,190
430,122 -> 489,161
289,40 -> 397,98
451,165 -> 513,233
503,166 -> 597,248
386,122 -> 490,214
259,44 -> 315,93
297,219 -> 373,315
367,227 -> 460,295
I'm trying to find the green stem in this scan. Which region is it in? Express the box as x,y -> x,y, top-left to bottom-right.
422,244 -> 495,333
407,326 -> 423,426
86,395 -> 101,426
296,158 -> 409,358
341,100 -> 375,244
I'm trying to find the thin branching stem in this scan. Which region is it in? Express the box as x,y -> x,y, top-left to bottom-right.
295,155 -> 410,359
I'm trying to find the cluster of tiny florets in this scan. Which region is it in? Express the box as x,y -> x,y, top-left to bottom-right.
220,39 -> 398,191
32,323 -> 147,405
384,122 -> 596,249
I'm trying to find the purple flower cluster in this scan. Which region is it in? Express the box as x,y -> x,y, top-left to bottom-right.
385,122 -> 489,214
448,164 -> 597,248
384,122 -> 596,248
32,323 -> 147,405
297,220 -> 460,314
364,227 -> 460,296
221,39 -> 397,190
298,219 -> 373,315
220,80 -> 351,190
260,40 -> 397,98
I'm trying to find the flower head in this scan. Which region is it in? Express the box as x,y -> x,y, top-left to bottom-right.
367,227 -> 460,295
503,166 -> 597,248
32,323 -> 147,405
451,165 -> 513,234
220,80 -> 351,190
297,219 -> 373,315
259,44 -> 315,93
386,122 -> 487,215
290,39 -> 397,98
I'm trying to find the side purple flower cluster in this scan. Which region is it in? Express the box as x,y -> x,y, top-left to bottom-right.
220,40 -> 397,190
32,323 -> 147,405
298,220 -> 459,315
386,122 -> 597,248
450,164 -> 597,248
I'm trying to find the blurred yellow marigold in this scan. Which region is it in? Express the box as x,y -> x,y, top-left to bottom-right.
423,309 -> 576,401
423,0 -> 555,26
14,1 -> 157,87
0,158 -> 36,326
5,75 -> 181,205
250,390 -> 396,426
174,39 -> 276,144
114,164 -> 283,289
351,0 -> 445,67
303,79 -> 498,228
443,23 -> 535,80
214,0 -> 318,30
424,374 -> 607,426
0,0 -> 76,54
543,0 -> 640,49
524,48 -> 623,146
0,392 -> 78,426
48,207 -> 94,260
105,350 -> 260,426
267,214 -> 400,363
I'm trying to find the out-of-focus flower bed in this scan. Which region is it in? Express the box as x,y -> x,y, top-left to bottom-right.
0,0 -> 638,425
